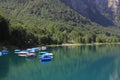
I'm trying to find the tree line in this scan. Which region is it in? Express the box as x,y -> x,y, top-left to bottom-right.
0,14 -> 120,48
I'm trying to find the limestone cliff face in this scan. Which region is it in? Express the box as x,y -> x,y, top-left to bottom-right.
61,0 -> 120,27
107,0 -> 119,13
96,0 -> 120,26
96,0 -> 120,18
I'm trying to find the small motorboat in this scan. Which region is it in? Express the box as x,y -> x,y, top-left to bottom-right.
27,48 -> 39,53
39,52 -> 53,58
41,46 -> 46,50
18,50 -> 29,57
26,52 -> 36,57
40,55 -> 52,61
46,53 -> 53,56
42,53 -> 53,58
2,50 -> 9,55
14,49 -> 21,54
31,48 -> 39,52
0,52 -> 2,56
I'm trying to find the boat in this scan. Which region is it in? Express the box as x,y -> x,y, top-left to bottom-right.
2,50 -> 9,54
40,55 -> 52,61
26,52 -> 36,57
27,48 -> 39,53
31,48 -> 39,52
46,53 -> 53,56
0,52 -> 2,56
18,50 -> 29,57
14,49 -> 21,54
39,52 -> 53,58
42,53 -> 53,58
41,46 -> 46,50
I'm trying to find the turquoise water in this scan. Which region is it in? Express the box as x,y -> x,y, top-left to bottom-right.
0,44 -> 120,80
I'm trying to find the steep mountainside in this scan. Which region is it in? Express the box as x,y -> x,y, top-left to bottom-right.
61,0 -> 120,27
0,0 -> 89,25
1,0 -> 120,27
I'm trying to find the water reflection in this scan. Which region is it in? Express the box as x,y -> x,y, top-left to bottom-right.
0,44 -> 120,80
0,55 -> 9,80
25,56 -> 36,61
109,56 -> 120,80
40,61 -> 51,64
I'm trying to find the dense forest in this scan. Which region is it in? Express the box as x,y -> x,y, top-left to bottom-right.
0,0 -> 120,47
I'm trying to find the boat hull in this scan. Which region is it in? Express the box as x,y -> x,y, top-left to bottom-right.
40,55 -> 52,61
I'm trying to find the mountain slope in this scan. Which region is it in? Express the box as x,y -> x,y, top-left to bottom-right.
0,0 -> 120,47
0,0 -> 90,25
61,0 -> 120,27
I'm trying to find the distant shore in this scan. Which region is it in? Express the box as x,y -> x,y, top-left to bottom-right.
1,42 -> 120,49
47,42 -> 120,47
62,43 -> 120,46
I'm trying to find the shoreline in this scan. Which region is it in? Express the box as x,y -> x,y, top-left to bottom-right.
47,42 -> 120,47
1,42 -> 120,48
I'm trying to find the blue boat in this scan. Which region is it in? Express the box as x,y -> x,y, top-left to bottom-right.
39,52 -> 53,58
27,48 -> 32,52
0,52 -> 2,56
2,50 -> 9,54
40,55 -> 52,61
29,48 -> 39,53
14,49 -> 21,54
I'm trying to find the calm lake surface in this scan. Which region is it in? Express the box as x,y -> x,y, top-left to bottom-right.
0,44 -> 120,80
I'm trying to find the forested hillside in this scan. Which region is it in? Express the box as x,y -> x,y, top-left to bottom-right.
0,15 -> 9,42
0,0 -> 120,47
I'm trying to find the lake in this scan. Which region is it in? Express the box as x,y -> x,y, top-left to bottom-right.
0,44 -> 120,80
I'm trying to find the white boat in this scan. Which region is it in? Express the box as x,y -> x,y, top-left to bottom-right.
46,53 -> 53,56
14,49 -> 21,54
41,46 -> 46,50
18,50 -> 29,57
26,52 -> 36,57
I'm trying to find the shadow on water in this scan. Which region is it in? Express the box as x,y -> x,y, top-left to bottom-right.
0,55 -> 9,79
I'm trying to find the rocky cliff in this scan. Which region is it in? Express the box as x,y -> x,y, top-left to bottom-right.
61,0 -> 120,27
